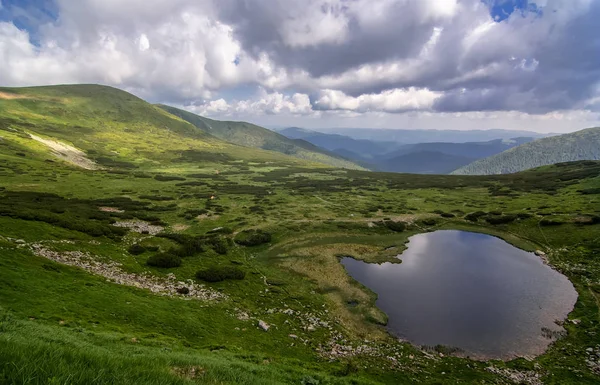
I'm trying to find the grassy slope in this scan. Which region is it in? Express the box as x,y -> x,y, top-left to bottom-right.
0,84 -> 336,171
0,85 -> 600,384
156,104 -> 363,170
452,127 -> 600,175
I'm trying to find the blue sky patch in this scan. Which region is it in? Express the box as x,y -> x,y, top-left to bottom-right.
0,0 -> 58,44
484,0 -> 543,21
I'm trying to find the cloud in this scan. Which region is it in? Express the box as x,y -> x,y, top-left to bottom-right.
188,88 -> 313,116
0,0 -> 598,126
314,88 -> 441,113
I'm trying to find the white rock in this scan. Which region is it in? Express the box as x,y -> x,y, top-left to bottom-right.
258,320 -> 270,331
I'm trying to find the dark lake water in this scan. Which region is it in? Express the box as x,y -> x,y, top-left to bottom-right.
341,230 -> 577,359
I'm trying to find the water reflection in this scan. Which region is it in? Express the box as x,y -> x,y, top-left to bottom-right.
341,230 -> 577,359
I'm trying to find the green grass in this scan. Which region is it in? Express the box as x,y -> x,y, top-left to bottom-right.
1,84 -> 600,384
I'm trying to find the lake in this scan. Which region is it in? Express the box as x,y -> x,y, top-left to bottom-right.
341,230 -> 578,359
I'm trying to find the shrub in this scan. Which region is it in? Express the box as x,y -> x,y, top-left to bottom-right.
195,266 -> 245,282
146,253 -> 182,268
517,213 -> 534,219
540,218 -> 565,226
176,287 -> 190,295
127,244 -> 146,255
234,229 -> 272,246
154,174 -> 186,182
464,211 -> 487,222
440,212 -> 455,218
384,220 -> 406,232
485,215 -> 518,225
420,218 -> 437,226
209,238 -> 229,255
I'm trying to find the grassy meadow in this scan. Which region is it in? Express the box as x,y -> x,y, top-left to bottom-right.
0,85 -> 599,384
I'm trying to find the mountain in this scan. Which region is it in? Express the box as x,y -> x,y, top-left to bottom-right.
0,84 -> 362,171
378,151 -> 477,174
452,127 -> 600,175
277,127 -> 396,159
308,127 -> 550,144
157,106 -> 362,169
277,127 -> 536,174
385,138 -> 535,159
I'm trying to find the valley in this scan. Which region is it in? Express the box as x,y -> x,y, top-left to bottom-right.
1,85 -> 600,384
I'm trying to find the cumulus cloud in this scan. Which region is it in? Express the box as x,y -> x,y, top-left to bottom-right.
314,88 -> 441,113
0,0 -> 598,127
189,88 -> 313,117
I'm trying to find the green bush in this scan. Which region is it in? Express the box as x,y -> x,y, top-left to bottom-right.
485,215 -> 518,225
234,229 -> 272,246
195,266 -> 245,282
384,220 -> 406,232
540,218 -> 565,226
146,253 -> 182,268
127,244 -> 146,255
464,211 -> 487,222
154,174 -> 186,182
440,212 -> 455,218
420,218 -> 437,226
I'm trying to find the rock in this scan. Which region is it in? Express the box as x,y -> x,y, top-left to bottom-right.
587,347 -> 594,353
258,320 -> 270,331
571,319 -> 581,325
289,334 -> 298,339
534,250 -> 546,256
176,287 -> 190,295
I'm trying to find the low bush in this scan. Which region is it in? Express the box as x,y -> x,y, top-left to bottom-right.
540,218 -> 565,226
440,212 -> 455,218
384,220 -> 406,232
146,253 -> 182,268
485,215 -> 518,225
234,229 -> 272,246
464,211 -> 487,222
154,174 -> 186,182
127,244 -> 146,255
195,266 -> 245,282
420,218 -> 437,226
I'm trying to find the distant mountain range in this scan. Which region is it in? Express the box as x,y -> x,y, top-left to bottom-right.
452,127 -> 600,175
156,105 -> 363,170
282,127 -> 550,144
277,127 -> 538,174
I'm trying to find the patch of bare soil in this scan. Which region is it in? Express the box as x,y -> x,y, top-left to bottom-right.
99,207 -> 124,213
0,91 -> 30,100
172,224 -> 189,232
29,134 -> 100,170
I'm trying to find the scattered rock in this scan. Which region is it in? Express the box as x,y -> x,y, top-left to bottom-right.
113,221 -> 164,235
571,319 -> 581,325
289,334 -> 298,339
30,133 -> 100,170
486,366 -> 544,385
534,250 -> 546,256
258,320 -> 270,331
28,243 -> 224,301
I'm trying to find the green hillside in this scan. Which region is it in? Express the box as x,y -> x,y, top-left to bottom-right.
0,84 -> 349,172
157,104 -> 362,170
452,127 -> 600,175
1,84 -> 600,384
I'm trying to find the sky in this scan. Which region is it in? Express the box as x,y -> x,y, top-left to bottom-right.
1,0 -> 599,133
